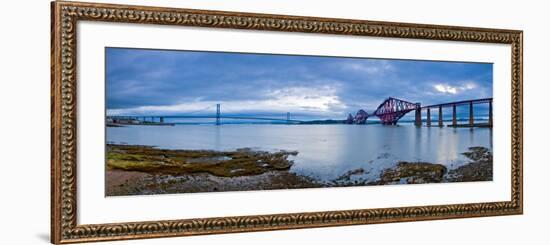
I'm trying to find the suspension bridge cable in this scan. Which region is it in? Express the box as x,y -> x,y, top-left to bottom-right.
184,104 -> 216,115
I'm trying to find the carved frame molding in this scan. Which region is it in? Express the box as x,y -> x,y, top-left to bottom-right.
51,1 -> 523,243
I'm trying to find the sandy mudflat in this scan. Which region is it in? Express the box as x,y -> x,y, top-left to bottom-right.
106,169 -> 321,196
105,170 -> 152,196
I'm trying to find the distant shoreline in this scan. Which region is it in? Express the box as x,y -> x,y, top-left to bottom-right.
107,122 -> 175,127
106,118 -> 492,126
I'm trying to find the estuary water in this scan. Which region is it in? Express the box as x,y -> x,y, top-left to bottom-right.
107,123 -> 492,181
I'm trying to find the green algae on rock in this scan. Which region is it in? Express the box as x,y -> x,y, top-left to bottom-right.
107,144 -> 297,177
375,162 -> 448,185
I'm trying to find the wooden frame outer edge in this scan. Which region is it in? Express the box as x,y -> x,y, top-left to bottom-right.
51,2 -> 62,243
50,1 -> 523,243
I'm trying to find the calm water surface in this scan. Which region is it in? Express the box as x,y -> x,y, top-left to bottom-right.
107,124 -> 492,181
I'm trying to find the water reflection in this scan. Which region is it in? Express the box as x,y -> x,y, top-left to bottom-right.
107,123 -> 492,181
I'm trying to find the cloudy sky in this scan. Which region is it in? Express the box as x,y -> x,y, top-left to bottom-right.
106,47 -> 492,120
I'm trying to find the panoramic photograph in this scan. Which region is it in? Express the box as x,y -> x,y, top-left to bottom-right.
105,47 -> 493,196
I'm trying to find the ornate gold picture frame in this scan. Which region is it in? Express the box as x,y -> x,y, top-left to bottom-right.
51,1 -> 523,243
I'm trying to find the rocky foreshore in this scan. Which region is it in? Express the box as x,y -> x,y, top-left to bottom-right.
106,144 -> 320,196
444,146 -> 493,182
371,162 -> 448,185
106,145 -> 493,196
107,144 -> 297,177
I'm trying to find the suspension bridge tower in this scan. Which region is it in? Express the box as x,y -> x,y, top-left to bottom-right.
216,104 -> 221,125
286,112 -> 290,124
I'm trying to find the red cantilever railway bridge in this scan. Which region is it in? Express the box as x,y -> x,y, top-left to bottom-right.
108,97 -> 493,127
347,97 -> 493,127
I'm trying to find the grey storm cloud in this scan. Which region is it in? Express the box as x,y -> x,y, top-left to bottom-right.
106,48 -> 493,118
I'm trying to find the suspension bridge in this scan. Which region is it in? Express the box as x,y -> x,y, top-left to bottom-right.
107,104 -> 302,125
107,97 -> 493,127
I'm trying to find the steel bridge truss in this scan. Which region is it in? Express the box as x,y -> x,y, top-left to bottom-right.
373,97 -> 419,125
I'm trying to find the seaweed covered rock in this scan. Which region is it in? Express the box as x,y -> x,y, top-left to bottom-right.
445,147 -> 493,182
374,162 -> 447,185
106,144 -> 297,177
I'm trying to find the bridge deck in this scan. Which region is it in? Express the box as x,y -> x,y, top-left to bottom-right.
108,115 -> 303,123
422,98 -> 492,109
